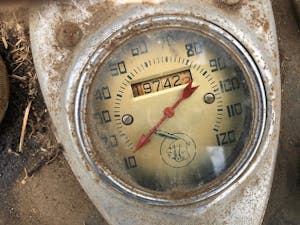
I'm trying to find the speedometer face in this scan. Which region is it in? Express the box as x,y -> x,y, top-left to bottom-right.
78,19 -> 265,204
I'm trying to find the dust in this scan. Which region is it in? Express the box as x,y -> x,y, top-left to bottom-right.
0,6 -> 56,189
0,6 -> 108,225
0,6 -> 65,225
263,0 -> 300,224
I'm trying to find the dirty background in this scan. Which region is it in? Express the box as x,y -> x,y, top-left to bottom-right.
0,0 -> 299,225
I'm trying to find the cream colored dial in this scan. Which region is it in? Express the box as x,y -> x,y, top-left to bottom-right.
80,27 -> 260,202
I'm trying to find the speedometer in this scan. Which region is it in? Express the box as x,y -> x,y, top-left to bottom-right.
76,16 -> 266,204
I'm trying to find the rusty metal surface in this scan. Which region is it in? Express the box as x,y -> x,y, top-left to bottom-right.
29,0 -> 280,224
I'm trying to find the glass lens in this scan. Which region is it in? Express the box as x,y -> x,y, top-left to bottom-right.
85,29 -> 253,197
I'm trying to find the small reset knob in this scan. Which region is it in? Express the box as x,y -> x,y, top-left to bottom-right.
0,55 -> 9,123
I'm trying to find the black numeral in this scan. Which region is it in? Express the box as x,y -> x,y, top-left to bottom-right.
124,156 -> 137,169
185,41 -> 203,57
227,103 -> 243,118
131,41 -> 148,56
163,78 -> 171,88
143,82 -> 152,94
132,85 -> 141,96
152,80 -> 160,91
210,57 -> 226,72
220,77 -> 240,93
172,75 -> 181,86
216,130 -> 236,146
110,61 -> 127,76
101,135 -> 118,148
95,86 -> 111,100
94,110 -> 111,124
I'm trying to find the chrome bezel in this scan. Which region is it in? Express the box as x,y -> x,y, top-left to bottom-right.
75,15 -> 266,206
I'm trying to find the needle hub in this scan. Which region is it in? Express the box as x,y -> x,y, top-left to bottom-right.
134,81 -> 199,153
164,107 -> 175,118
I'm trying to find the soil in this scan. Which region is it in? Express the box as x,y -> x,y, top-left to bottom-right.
0,1 -> 299,225
262,0 -> 300,224
0,6 -> 107,225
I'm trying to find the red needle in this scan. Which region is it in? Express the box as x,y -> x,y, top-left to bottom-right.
133,81 -> 199,153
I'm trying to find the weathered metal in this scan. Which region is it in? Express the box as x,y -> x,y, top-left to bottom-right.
29,0 -> 280,224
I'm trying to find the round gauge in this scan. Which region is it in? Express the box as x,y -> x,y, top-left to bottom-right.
76,16 -> 266,205
0,56 -> 9,123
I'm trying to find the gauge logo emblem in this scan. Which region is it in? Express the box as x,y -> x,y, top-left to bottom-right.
160,133 -> 196,168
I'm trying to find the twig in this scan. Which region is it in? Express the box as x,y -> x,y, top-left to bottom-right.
26,145 -> 63,177
19,100 -> 32,153
21,168 -> 29,185
1,36 -> 8,49
7,148 -> 20,157
27,156 -> 48,177
12,62 -> 23,72
10,74 -> 27,82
